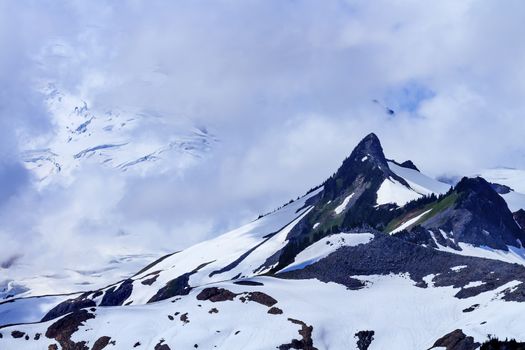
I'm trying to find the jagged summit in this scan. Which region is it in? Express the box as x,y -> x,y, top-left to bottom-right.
337,133 -> 389,172
350,132 -> 385,160
323,133 -> 411,201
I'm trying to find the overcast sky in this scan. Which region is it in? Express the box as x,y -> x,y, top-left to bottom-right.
2,0 -> 525,274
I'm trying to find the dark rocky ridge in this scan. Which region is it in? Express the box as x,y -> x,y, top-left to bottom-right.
148,261 -> 214,303
514,209 -> 525,233
452,177 -> 525,248
42,298 -> 96,322
278,233 -> 525,301
42,279 -> 133,322
397,177 -> 525,250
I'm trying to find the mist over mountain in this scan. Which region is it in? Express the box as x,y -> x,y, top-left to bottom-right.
3,2 -> 525,349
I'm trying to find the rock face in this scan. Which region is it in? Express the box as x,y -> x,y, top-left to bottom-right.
45,310 -> 95,350
148,273 -> 193,303
99,279 -> 133,306
42,298 -> 96,322
430,329 -> 479,350
42,279 -> 133,322
514,209 -> 525,233
278,318 -> 317,350
355,330 -> 375,350
392,177 -> 525,250
196,288 -> 237,302
450,177 -> 525,249
92,336 -> 112,350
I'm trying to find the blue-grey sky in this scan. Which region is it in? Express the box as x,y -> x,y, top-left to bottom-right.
2,0 -> 525,273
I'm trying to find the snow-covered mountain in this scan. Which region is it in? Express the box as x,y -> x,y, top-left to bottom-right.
2,133 -> 525,349
0,85 -> 219,302
21,85 -> 218,186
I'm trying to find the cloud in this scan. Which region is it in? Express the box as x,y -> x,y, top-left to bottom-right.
2,0 -> 525,291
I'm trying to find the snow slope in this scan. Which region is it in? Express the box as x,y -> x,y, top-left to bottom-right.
36,187 -> 322,309
279,232 -> 374,272
388,161 -> 451,196
1,253 -> 160,299
434,236 -> 525,267
376,178 -> 422,206
376,163 -> 449,207
3,273 -> 525,349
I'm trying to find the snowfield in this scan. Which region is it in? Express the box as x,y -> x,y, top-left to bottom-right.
435,238 -> 525,267
376,178 -> 422,206
376,161 -> 450,207
2,275 -> 525,349
388,161 -> 451,196
100,187 -> 322,306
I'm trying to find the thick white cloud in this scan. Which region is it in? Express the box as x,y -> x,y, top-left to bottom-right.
2,0 -> 525,290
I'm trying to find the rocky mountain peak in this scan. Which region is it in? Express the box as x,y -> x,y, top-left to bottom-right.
453,177 -> 519,224
455,176 -> 497,197
331,133 -> 394,180
348,132 -> 386,164
320,133 -> 413,204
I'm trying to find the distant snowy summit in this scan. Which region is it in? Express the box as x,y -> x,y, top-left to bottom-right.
21,86 -> 218,186
2,133 -> 525,350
